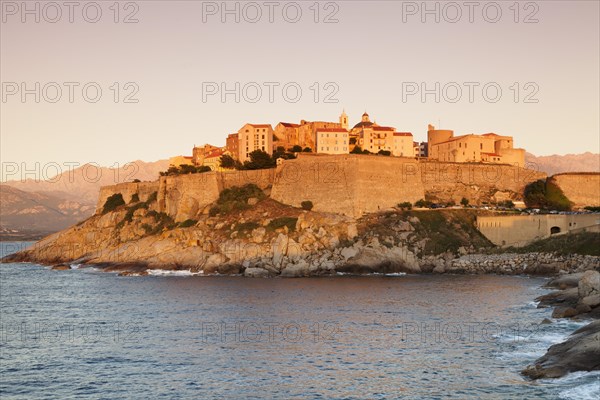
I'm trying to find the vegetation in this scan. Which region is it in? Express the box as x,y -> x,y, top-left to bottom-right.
220,154 -> 237,169
209,184 -> 265,216
178,219 -> 198,228
160,164 -> 212,176
584,206 -> 600,212
506,232 -> 600,256
145,211 -> 176,235
397,202 -> 412,210
147,191 -> 158,203
496,200 -> 515,208
267,217 -> 298,232
235,221 -> 260,232
524,179 -> 572,211
460,197 -> 469,207
132,179 -> 141,183
301,200 -> 313,211
302,147 -> 312,153
102,193 -> 125,214
291,145 -> 303,152
414,199 -> 433,208
130,193 -> 140,203
350,146 -> 371,155
377,150 -> 391,156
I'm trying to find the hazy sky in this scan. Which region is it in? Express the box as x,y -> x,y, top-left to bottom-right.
1,0 -> 599,180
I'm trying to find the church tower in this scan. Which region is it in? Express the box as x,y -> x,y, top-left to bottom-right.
339,110 -> 349,130
361,111 -> 370,123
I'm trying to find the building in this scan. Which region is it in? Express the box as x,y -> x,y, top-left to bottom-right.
316,128 -> 349,154
417,142 -> 428,158
391,132 -> 414,157
237,123 -> 274,162
427,124 -> 525,167
273,122 -> 300,150
169,155 -> 194,167
192,144 -> 221,165
226,133 -> 239,159
202,147 -> 233,171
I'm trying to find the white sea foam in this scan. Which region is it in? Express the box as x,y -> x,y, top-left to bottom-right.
559,379 -> 600,400
147,269 -> 203,276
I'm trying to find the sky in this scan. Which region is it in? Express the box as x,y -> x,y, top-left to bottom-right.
1,0 -> 599,180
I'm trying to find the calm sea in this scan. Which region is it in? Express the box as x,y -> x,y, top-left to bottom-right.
1,242 -> 598,399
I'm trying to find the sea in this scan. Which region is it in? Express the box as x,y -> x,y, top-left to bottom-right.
1,242 -> 598,399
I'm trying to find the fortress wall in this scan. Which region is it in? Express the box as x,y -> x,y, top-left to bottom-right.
158,173 -> 221,222
477,214 -> 600,247
551,173 -> 600,208
270,154 -> 426,217
420,161 -> 546,204
270,154 -> 359,216
96,181 -> 160,213
217,169 -> 275,191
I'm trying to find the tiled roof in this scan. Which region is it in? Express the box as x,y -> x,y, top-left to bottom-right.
372,126 -> 395,131
393,132 -> 413,137
279,122 -> 300,128
205,148 -> 225,158
248,124 -> 272,128
316,128 -> 348,133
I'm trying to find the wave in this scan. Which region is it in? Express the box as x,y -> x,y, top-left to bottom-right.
146,269 -> 203,277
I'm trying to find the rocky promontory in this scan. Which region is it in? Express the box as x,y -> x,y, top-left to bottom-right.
522,270 -> 600,379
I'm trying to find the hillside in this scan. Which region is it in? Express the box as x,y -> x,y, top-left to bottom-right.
0,185 -> 94,234
525,152 -> 600,176
3,159 -> 169,204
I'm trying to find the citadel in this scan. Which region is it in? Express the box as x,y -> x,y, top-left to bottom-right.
170,111 -> 526,170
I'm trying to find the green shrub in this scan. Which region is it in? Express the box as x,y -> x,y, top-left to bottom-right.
378,150 -> 391,156
102,193 -> 125,214
267,217 -> 298,232
524,179 -> 572,211
302,147 -> 312,152
147,191 -> 158,203
208,206 -> 219,217
130,193 -> 140,203
301,200 -> 313,211
460,197 -> 469,207
584,206 -> 600,212
397,202 -> 412,210
414,199 -> 432,208
350,146 -> 363,154
291,145 -> 303,152
235,221 -> 260,232
179,219 -> 198,228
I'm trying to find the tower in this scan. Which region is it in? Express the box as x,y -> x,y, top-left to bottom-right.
361,111 -> 370,123
339,110 -> 349,130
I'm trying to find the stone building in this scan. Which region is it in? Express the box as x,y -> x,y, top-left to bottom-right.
226,133 -> 239,158
427,124 -> 525,167
237,123 -> 274,162
192,144 -> 221,165
315,128 -> 349,154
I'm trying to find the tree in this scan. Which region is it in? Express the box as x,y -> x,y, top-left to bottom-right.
302,147 -> 312,152
102,193 -> 125,214
243,150 -> 276,170
378,150 -> 391,156
179,164 -> 197,174
397,202 -> 412,210
350,146 -> 363,154
301,200 -> 313,211
291,145 -> 303,153
220,154 -> 236,169
197,166 -> 212,173
524,179 -> 571,211
460,197 -> 469,207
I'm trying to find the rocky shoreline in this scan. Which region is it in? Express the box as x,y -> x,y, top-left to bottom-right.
522,270 -> 600,379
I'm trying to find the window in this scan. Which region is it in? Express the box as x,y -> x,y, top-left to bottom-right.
480,143 -> 483,150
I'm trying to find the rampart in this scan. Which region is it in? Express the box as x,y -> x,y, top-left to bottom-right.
551,173 -> 600,208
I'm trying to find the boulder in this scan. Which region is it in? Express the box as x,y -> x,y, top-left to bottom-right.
581,294 -> 600,308
551,306 -> 578,318
545,272 -> 585,289
280,259 -> 310,277
51,264 -> 71,270
578,270 -> 600,299
243,267 -> 271,278
251,227 -> 266,243
522,321 -> 600,379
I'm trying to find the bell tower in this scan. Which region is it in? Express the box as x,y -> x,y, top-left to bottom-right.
339,109 -> 348,130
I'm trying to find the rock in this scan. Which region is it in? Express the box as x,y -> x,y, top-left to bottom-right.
541,318 -> 552,324
545,272 -> 586,290
280,259 -> 310,277
244,267 -> 271,278
578,270 -> 600,299
525,262 -> 561,276
433,264 -> 446,274
203,253 -> 229,274
522,321 -> 600,379
581,294 -> 600,308
536,287 -> 579,309
552,306 -> 578,318
217,264 -> 242,275
251,227 -> 266,243
340,247 -> 358,261
51,264 -> 71,270
347,223 -> 358,239
575,303 -> 592,315
272,234 -> 288,267
247,197 -> 259,206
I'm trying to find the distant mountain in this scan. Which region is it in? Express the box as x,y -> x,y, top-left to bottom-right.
3,159 -> 169,205
525,152 -> 599,176
0,185 -> 95,234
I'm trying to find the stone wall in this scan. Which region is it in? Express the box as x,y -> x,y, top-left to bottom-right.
551,173 -> 600,208
477,214 -> 600,247
96,181 -> 159,213
270,154 -> 425,217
